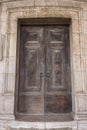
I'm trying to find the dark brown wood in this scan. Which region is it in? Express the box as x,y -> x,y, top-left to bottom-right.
16,24 -> 72,121
16,113 -> 73,122
18,18 -> 71,25
44,26 -> 72,114
45,95 -> 72,113
18,26 -> 44,114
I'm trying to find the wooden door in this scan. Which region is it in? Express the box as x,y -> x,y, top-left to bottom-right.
17,25 -> 72,121
18,26 -> 45,116
44,26 -> 72,120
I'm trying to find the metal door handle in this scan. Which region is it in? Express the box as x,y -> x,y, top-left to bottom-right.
40,72 -> 44,78
46,71 -> 50,78
40,62 -> 44,78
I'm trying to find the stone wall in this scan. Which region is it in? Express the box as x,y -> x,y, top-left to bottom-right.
0,0 -> 87,130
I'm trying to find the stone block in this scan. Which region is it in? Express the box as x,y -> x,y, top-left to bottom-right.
84,35 -> 87,55
59,0 -> 72,7
80,34 -> 85,55
10,11 -> 23,21
73,55 -> 81,72
78,121 -> 87,130
84,72 -> 87,92
59,0 -> 81,8
86,96 -> 87,111
1,20 -> 8,34
10,129 -> 73,130
35,0 -> 59,6
72,33 -> 80,55
8,57 -> 16,73
36,7 -> 54,17
0,95 -> 4,113
0,61 -> 4,73
3,57 -> 9,74
4,95 -> 14,114
1,8 -> 8,21
77,95 -> 86,112
72,20 -> 79,33
83,10 -> 87,20
4,34 -> 10,57
5,73 -> 15,93
74,71 -> 84,92
21,8 -> 37,18
9,20 -> 17,34
83,20 -> 87,34
80,55 -> 86,72
0,74 -> 5,93
45,122 -> 77,130
9,33 -> 17,57
4,0 -> 34,9
9,122 -> 45,130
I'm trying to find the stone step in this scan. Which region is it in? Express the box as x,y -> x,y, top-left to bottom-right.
10,128 -> 72,130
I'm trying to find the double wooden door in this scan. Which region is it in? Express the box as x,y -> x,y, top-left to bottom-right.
17,25 -> 72,121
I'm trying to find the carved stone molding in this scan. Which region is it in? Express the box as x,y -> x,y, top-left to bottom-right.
74,0 -> 87,2
0,0 -> 87,2
0,34 -> 5,61
0,0 -> 87,3
0,0 -> 19,2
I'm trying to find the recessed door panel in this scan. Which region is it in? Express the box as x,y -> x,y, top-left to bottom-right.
18,26 -> 44,114
44,27 -> 72,114
45,28 -> 65,91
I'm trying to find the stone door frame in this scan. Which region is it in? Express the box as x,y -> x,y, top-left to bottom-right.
0,4 -> 84,122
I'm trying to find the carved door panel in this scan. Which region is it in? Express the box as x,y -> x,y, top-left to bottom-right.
17,25 -> 72,120
18,26 -> 45,115
44,27 -> 72,116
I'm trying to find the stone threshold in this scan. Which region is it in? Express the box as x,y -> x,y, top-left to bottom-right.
10,128 -> 72,130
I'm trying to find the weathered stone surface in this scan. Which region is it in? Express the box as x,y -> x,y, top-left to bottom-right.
4,95 -> 14,114
35,0 -> 59,6
3,0 -> 34,8
6,73 -> 15,93
0,95 -> 4,113
74,0 -> 87,2
72,33 -> 80,55
78,121 -> 87,130
10,129 -> 73,130
74,71 -> 83,92
0,0 -> 87,130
